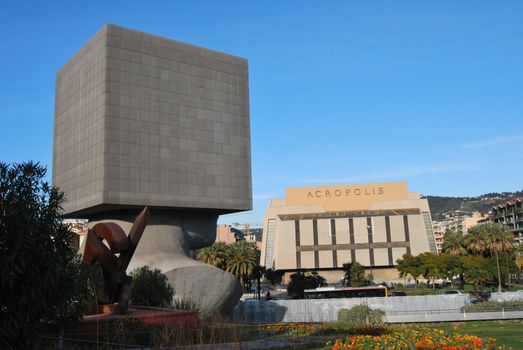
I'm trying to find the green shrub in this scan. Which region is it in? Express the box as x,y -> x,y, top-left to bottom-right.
0,162 -> 93,347
461,300 -> 523,313
130,266 -> 174,307
338,305 -> 385,326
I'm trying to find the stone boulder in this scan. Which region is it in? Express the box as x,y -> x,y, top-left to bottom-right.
165,264 -> 243,319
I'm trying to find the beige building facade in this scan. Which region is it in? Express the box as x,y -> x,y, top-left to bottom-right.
260,182 -> 437,283
216,224 -> 243,245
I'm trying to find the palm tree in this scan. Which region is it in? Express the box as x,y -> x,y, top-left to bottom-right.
196,246 -> 213,264
196,242 -> 229,269
464,226 -> 488,256
483,223 -> 514,292
441,230 -> 467,287
226,241 -> 258,291
515,244 -> 523,270
441,230 -> 466,256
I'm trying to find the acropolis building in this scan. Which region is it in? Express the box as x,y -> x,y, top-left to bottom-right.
260,182 -> 437,283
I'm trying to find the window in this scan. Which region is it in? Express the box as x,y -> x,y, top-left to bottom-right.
264,219 -> 276,269
423,213 -> 437,254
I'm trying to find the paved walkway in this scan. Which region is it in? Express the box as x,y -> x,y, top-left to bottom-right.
386,310 -> 523,323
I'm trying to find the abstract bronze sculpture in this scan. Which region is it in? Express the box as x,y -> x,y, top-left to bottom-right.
82,207 -> 150,314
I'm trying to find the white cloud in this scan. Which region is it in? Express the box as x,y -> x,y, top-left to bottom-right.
462,134 -> 523,149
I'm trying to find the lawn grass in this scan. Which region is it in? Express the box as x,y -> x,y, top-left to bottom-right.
309,320 -> 523,349
447,320 -> 523,349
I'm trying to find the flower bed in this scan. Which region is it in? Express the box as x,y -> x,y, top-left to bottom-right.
262,323 -> 318,336
262,323 -> 388,337
261,323 -> 510,349
329,325 -> 506,350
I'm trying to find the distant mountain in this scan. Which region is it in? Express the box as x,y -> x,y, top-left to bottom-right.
424,190 -> 523,221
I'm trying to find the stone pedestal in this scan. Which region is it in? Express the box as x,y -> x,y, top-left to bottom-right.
85,209 -> 243,319
72,306 -> 198,337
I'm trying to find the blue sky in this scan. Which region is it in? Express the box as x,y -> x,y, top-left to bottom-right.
1,1 -> 522,225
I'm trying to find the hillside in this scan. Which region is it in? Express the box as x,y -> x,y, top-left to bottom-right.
425,190 -> 523,221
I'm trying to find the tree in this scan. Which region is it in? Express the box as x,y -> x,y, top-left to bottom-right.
226,241 -> 258,291
287,271 -> 327,299
464,226 -> 488,256
130,266 -> 174,307
397,253 -> 465,288
441,230 -> 466,256
264,268 -> 283,285
515,244 -> 523,270
250,264 -> 266,299
483,223 -> 514,292
439,253 -> 463,287
0,162 -> 90,347
342,262 -> 368,286
461,255 -> 492,291
493,252 -> 519,287
196,242 -> 229,269
196,241 -> 261,292
396,254 -> 422,282
308,271 -> 328,289
417,252 -> 447,288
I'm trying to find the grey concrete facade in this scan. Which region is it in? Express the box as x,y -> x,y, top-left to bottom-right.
53,24 -> 251,217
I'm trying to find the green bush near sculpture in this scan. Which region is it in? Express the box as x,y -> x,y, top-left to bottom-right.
130,266 -> 174,307
338,305 -> 385,326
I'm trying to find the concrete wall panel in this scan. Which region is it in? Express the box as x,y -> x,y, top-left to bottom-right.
300,251 -> 315,269
317,219 -> 331,245
390,216 -> 406,241
353,218 -> 368,244
334,218 -> 350,244
337,250 -> 351,266
372,216 -> 387,243
300,220 -> 314,245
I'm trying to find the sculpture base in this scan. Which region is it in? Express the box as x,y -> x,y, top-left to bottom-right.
97,302 -> 128,315
71,306 -> 198,337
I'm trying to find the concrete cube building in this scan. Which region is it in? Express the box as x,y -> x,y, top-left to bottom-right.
53,24 -> 251,217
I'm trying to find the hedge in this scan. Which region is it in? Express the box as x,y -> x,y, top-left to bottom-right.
461,300 -> 523,313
